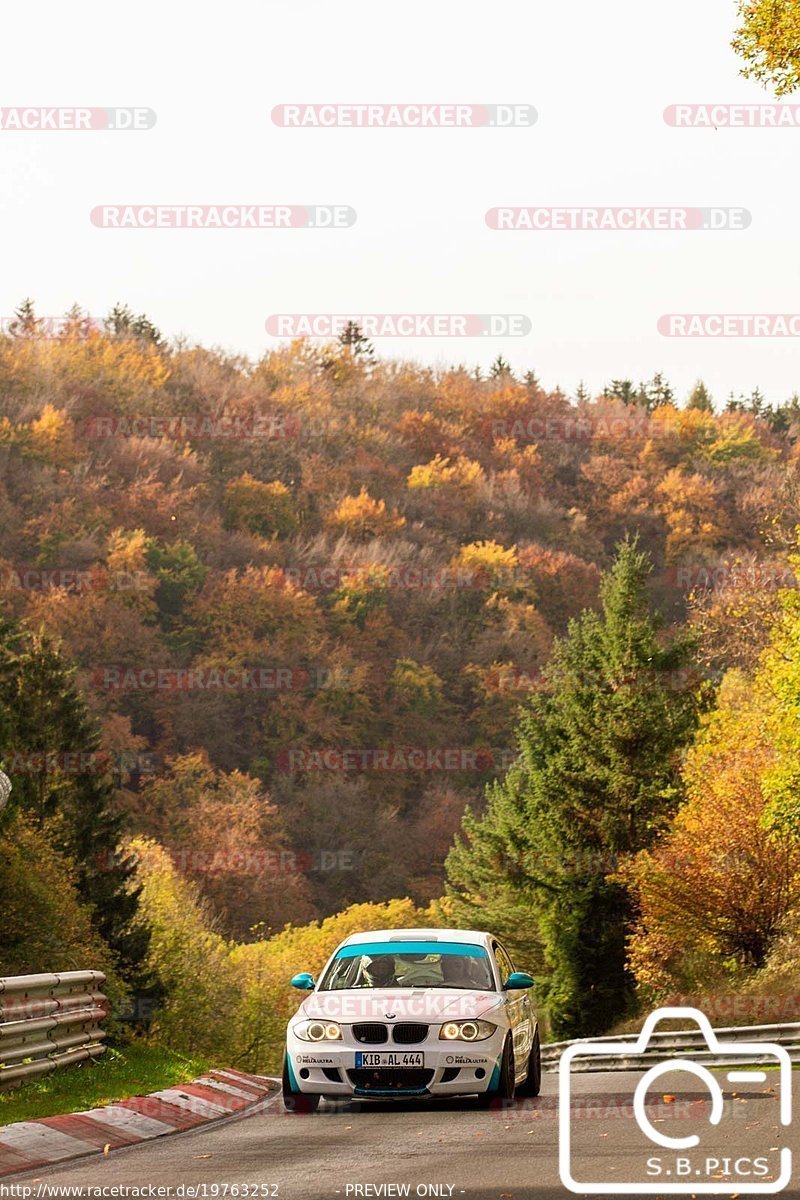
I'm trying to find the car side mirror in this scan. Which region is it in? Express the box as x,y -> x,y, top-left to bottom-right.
290,972 -> 315,990
504,971 -> 534,990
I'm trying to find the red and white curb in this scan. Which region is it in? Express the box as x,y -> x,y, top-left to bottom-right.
0,1069 -> 277,1177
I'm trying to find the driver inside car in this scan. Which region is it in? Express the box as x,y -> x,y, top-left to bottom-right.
366,955 -> 397,988
440,954 -> 476,988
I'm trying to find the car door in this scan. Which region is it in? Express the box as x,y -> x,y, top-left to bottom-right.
493,941 -> 533,1079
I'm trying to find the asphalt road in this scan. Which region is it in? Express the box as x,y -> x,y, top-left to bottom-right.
8,1071 -> 800,1200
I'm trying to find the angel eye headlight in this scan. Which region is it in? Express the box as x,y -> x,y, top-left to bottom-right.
439,1019 -> 496,1042
294,1020 -> 342,1041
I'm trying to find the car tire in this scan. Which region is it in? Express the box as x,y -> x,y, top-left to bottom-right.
518,1029 -> 541,1097
282,1055 -> 321,1113
477,1035 -> 515,1106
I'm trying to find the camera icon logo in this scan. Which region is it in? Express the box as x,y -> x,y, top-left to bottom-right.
558,1006 -> 792,1194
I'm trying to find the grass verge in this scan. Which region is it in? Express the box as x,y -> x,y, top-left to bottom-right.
0,1041 -> 210,1126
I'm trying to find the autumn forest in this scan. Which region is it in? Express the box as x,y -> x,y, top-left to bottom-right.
2,306 -> 800,1058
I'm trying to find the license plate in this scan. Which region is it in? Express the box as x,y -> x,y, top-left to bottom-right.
355,1052 -> 424,1068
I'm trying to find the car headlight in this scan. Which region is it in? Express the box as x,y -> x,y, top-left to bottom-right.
293,1020 -> 343,1042
439,1019 -> 497,1042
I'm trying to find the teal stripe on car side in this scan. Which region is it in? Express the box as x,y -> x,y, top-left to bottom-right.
285,1054 -> 301,1092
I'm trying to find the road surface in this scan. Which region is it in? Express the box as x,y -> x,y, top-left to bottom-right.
7,1070 -> 799,1199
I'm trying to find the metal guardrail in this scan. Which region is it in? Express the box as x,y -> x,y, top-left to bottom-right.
541,1021 -> 800,1072
0,972 -> 108,1089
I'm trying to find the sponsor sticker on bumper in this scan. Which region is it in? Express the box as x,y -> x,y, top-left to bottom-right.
444,1055 -> 491,1065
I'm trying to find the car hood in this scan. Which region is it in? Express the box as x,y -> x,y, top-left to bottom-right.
296,988 -> 503,1024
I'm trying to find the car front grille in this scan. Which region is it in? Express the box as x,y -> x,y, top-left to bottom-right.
347,1068 -> 434,1093
352,1022 -> 388,1044
391,1022 -> 429,1044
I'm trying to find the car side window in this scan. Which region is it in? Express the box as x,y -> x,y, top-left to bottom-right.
493,942 -> 515,987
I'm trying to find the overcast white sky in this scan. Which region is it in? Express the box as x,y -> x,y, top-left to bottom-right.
1,0 -> 798,407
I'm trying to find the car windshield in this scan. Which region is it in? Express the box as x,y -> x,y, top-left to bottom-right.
318,940 -> 495,991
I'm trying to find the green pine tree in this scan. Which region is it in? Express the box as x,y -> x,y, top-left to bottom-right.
0,625 -> 148,975
687,380 -> 713,411
445,540 -> 699,1036
104,302 -> 163,347
603,379 -> 635,404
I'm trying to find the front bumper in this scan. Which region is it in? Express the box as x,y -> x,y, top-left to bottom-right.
285,1028 -> 504,1098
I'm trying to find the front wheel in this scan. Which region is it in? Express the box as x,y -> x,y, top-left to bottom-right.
282,1055 -> 320,1113
518,1029 -> 541,1097
477,1035 -> 515,1106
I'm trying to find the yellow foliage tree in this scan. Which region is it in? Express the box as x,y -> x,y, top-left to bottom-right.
126,837 -> 241,1059
733,0 -> 800,95
0,813 -> 121,989
326,488 -> 405,540
407,454 -> 485,491
623,673 -> 800,999
655,468 -> 731,562
223,475 -> 298,537
453,539 -> 519,586
26,405 -> 78,466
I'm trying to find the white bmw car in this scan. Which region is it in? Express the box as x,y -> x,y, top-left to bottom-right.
282,927 -> 541,1111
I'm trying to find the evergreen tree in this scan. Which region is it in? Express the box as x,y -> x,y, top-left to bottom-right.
637,372 -> 674,411
0,625 -> 147,975
338,320 -> 375,361
445,540 -> 699,1036
603,379 -> 635,404
687,380 -> 713,411
104,302 -> 164,347
490,355 -> 513,379
766,392 -> 800,434
9,298 -> 41,337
